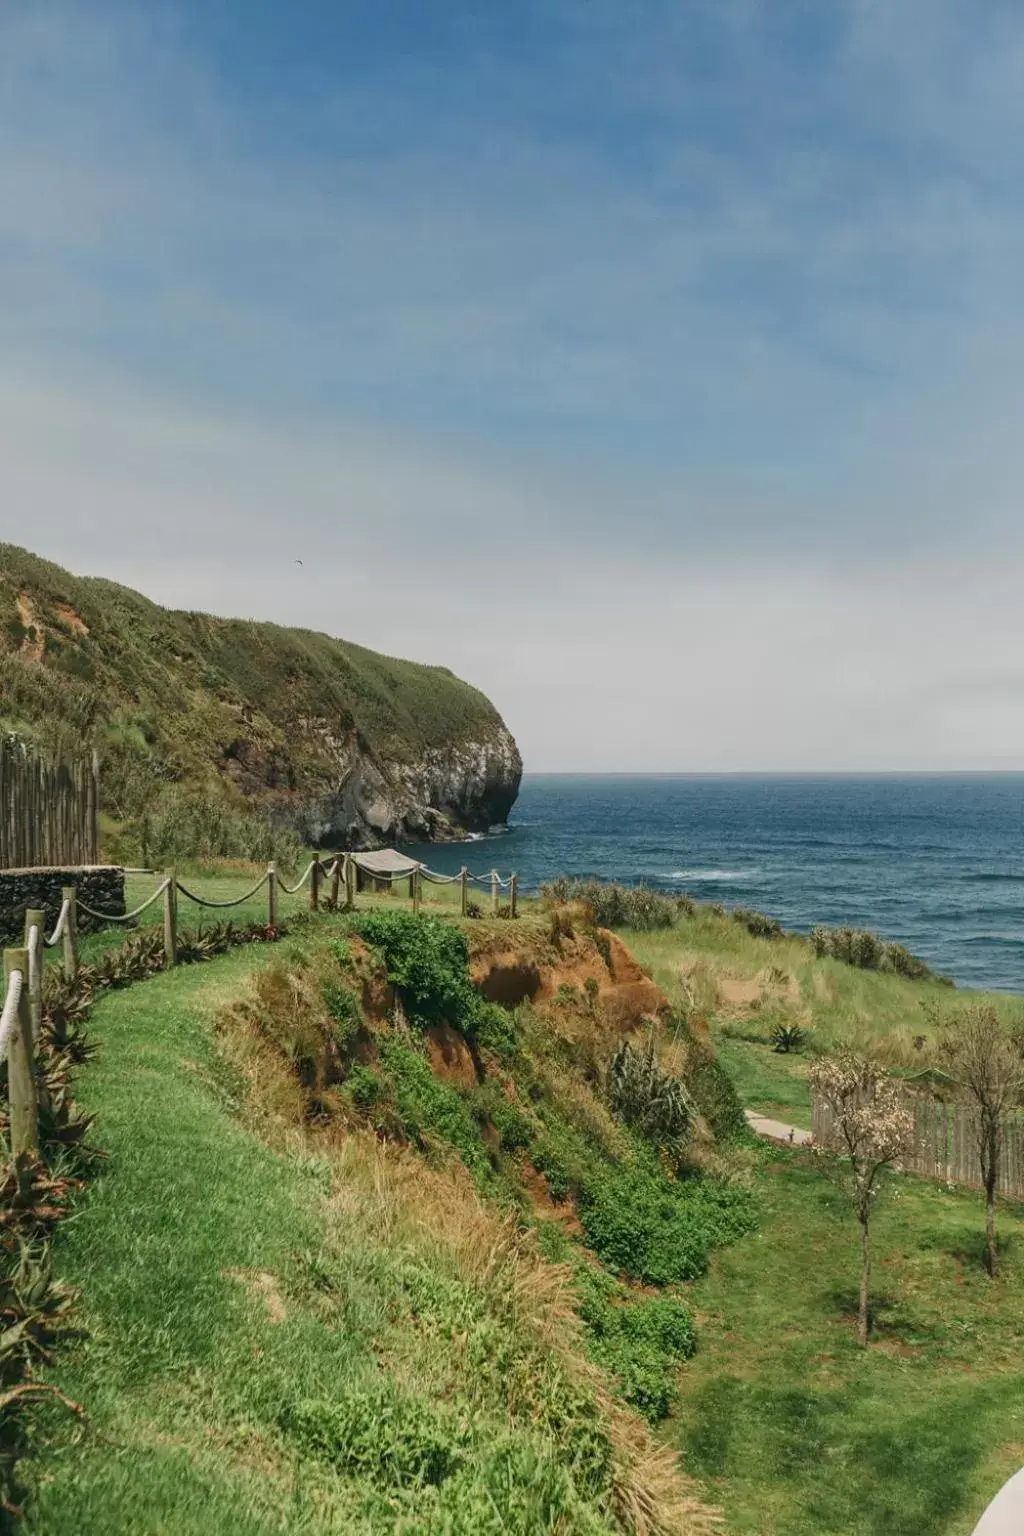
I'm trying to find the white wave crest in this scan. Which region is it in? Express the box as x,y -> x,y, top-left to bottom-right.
666,868 -> 759,881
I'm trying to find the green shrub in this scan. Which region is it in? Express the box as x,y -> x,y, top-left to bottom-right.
468,1083 -> 534,1152
378,1037 -> 492,1186
608,1036 -> 695,1154
579,1161 -> 754,1286
732,907 -> 783,939
354,911 -> 517,1054
345,1065 -> 384,1110
143,785 -> 304,869
574,1265 -> 696,1422
810,923 -> 938,982
322,979 -> 363,1043
769,1019 -> 806,1054
539,878 -> 676,931
668,1015 -> 748,1141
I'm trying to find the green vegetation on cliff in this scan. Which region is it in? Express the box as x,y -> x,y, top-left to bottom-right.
0,544 -> 518,856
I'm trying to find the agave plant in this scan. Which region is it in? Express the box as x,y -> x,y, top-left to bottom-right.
608,1035 -> 696,1150
769,1018 -> 807,1054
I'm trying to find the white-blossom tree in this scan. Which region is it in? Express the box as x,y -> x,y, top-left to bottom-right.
809,1053 -> 914,1345
939,1006 -> 1024,1278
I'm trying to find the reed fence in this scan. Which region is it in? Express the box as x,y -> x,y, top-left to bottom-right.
0,851 -> 518,1164
0,736 -> 100,870
812,1084 -> 1024,1200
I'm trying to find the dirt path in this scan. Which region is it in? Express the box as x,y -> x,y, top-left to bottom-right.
744,1108 -> 813,1146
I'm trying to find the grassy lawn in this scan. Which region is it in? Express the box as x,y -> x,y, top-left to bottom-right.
671,1151 -> 1024,1535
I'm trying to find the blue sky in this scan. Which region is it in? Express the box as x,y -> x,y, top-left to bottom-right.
4,1 -> 1024,769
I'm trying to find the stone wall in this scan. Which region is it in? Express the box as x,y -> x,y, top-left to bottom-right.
0,866 -> 126,946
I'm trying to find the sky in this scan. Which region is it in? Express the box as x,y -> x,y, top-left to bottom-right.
3,0 -> 1024,771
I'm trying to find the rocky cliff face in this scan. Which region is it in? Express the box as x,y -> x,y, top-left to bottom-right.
286,722 -> 522,849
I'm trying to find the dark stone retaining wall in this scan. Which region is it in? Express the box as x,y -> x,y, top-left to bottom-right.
0,866 -> 126,945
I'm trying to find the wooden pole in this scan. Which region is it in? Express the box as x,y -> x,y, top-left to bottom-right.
329,859 -> 342,911
163,872 -> 178,968
267,862 -> 278,928
309,858 -> 321,913
460,866 -> 469,916
491,870 -> 500,916
62,886 -> 79,981
509,873 -> 518,920
345,854 -> 356,912
23,909 -> 44,1046
412,867 -> 422,917
5,947 -> 38,1164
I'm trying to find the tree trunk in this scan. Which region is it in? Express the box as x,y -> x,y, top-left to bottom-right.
985,1174 -> 998,1278
858,1213 -> 871,1345
984,1122 -> 999,1278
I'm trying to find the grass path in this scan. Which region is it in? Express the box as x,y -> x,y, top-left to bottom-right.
22,944 -> 338,1533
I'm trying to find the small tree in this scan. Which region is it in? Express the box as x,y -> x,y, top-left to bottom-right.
809,1053 -> 914,1345
939,1006 -> 1024,1278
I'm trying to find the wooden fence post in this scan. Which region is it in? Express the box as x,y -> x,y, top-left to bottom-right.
329,860 -> 341,911
267,862 -> 278,928
509,873 -> 518,920
460,867 -> 469,916
24,909 -> 44,1045
491,871 -> 500,916
309,858 -> 321,914
344,855 -> 356,911
412,867 -> 422,917
62,886 -> 79,981
5,947 -> 38,1164
163,872 -> 178,968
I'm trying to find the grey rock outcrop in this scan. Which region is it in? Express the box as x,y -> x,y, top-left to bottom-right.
285,723 -> 522,849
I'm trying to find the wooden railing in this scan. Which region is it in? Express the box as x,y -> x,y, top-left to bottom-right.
0,736 -> 99,869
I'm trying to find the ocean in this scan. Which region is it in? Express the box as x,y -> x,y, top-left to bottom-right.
402,774 -> 1024,994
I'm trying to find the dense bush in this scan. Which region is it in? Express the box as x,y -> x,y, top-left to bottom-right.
539,878 -> 677,931
578,1161 -> 755,1286
810,924 -> 938,982
352,912 -> 517,1054
732,908 -> 784,940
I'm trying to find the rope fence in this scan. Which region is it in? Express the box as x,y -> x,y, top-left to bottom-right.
0,849 -> 519,1166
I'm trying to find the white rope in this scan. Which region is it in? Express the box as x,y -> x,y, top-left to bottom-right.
419,869 -> 463,885
78,878 -> 172,924
0,968 -> 24,1062
174,872 -> 270,908
44,899 -> 70,948
276,860 -> 316,896
27,924 -> 39,1006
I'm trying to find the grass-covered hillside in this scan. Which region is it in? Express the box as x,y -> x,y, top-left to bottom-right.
0,544 -> 520,856
22,893 -> 760,1534
14,878 -> 1024,1533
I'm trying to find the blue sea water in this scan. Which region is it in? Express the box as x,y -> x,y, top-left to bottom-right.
402,774 -> 1024,994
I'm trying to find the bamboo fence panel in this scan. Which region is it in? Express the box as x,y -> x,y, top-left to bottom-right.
0,736 -> 100,870
813,1085 -> 1024,1199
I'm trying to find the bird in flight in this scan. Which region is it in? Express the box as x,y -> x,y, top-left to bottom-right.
295,559 -> 303,565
